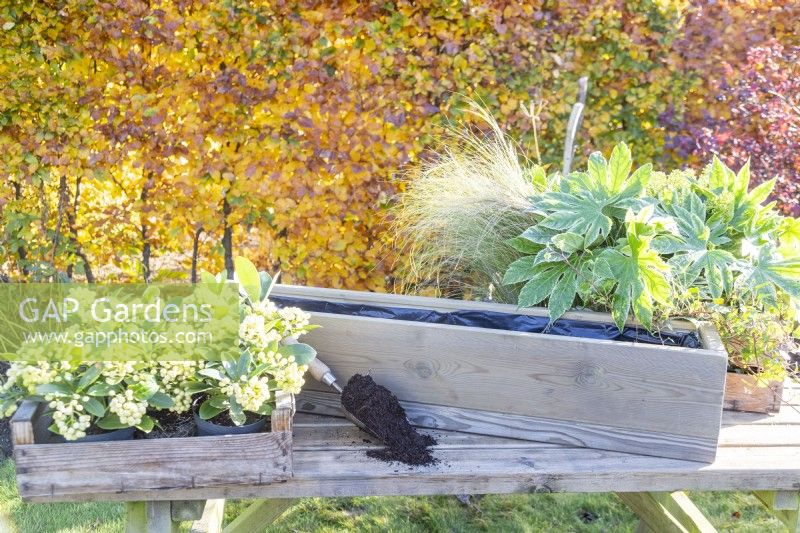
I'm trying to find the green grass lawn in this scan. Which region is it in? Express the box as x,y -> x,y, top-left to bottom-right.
0,460 -> 784,532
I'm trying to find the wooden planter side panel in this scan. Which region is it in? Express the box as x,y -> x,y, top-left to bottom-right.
301,313 -> 727,437
274,285 -> 729,463
12,399 -> 294,502
296,389 -> 719,462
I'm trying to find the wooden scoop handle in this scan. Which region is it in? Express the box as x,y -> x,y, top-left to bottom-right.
307,357 -> 342,393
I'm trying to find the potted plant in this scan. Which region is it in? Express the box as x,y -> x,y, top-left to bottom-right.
697,299 -> 797,413
1,361 -> 172,442
193,257 -> 317,435
269,105 -> 797,462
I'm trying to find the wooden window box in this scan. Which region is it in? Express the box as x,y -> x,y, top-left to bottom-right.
275,284 -> 728,463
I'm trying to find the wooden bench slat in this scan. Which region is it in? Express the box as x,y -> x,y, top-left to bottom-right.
722,408 -> 800,426
718,425 -> 800,447
23,441 -> 800,502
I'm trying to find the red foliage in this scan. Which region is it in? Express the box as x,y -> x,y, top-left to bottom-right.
665,40 -> 800,215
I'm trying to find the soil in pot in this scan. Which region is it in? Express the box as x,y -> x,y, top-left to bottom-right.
342,374 -> 436,466
206,409 -> 264,427
192,398 -> 268,436
138,410 -> 196,439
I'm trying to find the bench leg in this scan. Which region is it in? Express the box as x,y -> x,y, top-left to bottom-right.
754,491 -> 800,532
616,491 -> 717,533
125,501 -> 182,533
222,498 -> 295,533
191,499 -> 226,533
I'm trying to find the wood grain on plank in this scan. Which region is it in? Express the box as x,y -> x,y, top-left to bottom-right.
10,401 -> 43,446
279,284 -> 727,461
291,424 -> 562,451
696,323 -> 726,354
16,385 -> 800,503
25,442 -> 800,502
293,399 -> 800,449
271,408 -> 293,433
300,313 -> 727,440
15,431 -> 292,501
296,390 -> 718,462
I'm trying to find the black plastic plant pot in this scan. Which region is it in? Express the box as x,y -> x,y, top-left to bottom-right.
194,411 -> 267,436
55,426 -> 136,443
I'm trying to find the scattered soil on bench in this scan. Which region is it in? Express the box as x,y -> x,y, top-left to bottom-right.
341,374 -> 436,466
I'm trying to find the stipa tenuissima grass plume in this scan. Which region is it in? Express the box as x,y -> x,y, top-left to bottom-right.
393,101 -> 542,303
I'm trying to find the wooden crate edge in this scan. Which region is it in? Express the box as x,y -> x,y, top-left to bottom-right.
724,373 -> 783,414
13,396 -> 295,501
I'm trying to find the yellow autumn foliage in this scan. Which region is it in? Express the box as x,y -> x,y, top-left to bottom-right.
0,1 -> 798,290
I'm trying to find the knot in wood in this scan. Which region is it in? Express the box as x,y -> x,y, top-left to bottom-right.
406,359 -> 435,379
574,363 -> 605,386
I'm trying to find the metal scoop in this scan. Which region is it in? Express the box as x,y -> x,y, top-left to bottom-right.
307,357 -> 379,439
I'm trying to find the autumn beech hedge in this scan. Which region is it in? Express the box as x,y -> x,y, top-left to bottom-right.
1,1 -> 798,289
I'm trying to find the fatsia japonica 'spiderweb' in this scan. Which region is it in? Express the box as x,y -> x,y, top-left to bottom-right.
503,144 -> 800,331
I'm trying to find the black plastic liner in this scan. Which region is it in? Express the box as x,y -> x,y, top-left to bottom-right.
272,296 -> 701,348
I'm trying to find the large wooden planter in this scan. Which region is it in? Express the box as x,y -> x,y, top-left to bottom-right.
274,284 -> 729,463
11,393 -> 294,502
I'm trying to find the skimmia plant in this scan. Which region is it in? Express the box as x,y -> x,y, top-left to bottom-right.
0,257 -> 318,439
194,257 -> 317,426
503,144 -> 800,331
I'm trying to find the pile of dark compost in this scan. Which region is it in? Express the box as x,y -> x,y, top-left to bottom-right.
342,374 -> 436,466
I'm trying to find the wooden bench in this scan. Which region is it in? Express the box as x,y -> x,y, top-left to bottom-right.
20,383 -> 800,532
111,383 -> 800,532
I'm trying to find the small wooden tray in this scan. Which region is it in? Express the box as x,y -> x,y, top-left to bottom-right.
11,393 -> 294,502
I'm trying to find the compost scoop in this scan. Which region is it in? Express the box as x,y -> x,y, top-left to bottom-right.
306,357 -> 438,466
307,357 -> 378,438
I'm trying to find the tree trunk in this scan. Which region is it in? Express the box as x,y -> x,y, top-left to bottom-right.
51,175 -> 69,265
140,174 -> 153,283
66,176 -> 94,282
11,181 -> 29,276
191,226 -> 203,283
222,196 -> 233,280
221,144 -> 240,281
